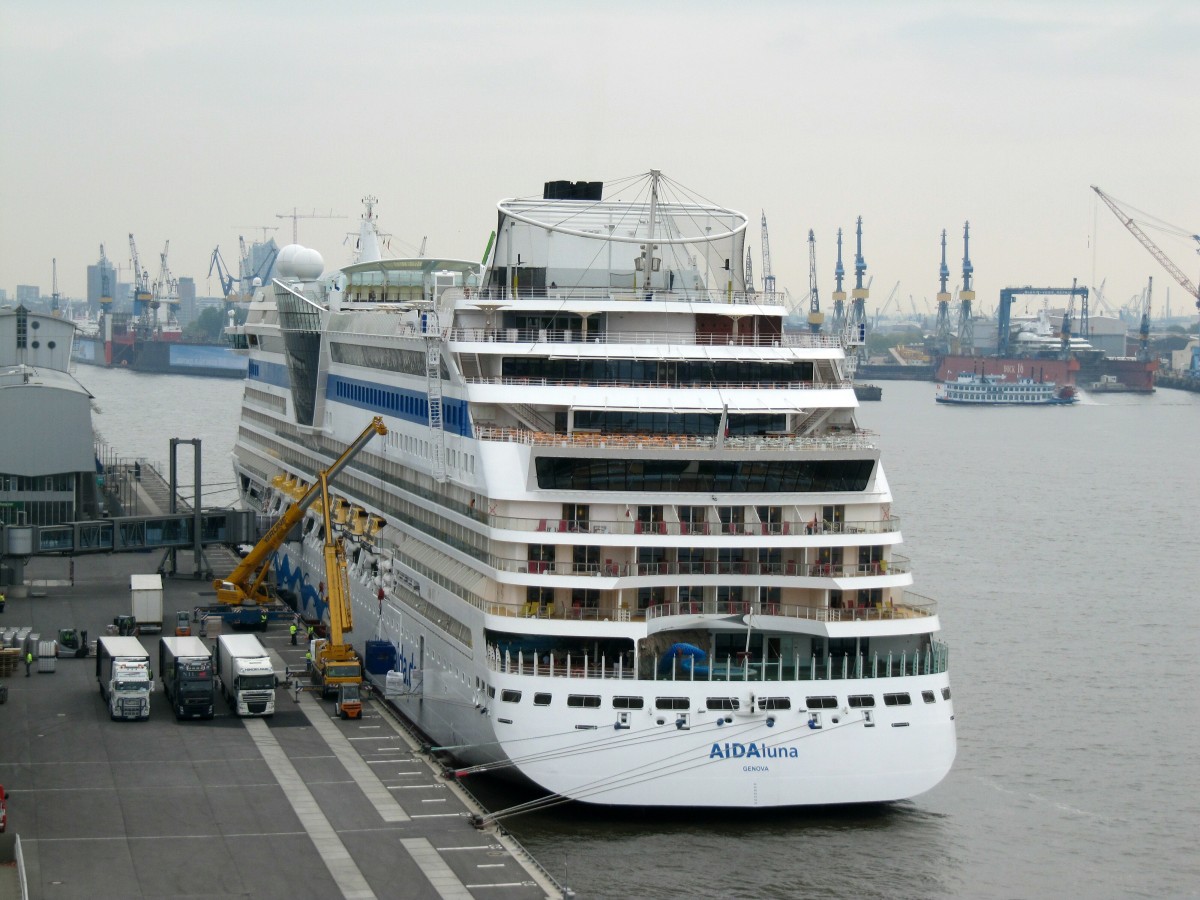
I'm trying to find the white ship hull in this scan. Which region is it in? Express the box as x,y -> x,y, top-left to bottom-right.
232,180 -> 956,808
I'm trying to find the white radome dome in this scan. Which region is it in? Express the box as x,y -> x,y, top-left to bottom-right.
276,244 -> 325,280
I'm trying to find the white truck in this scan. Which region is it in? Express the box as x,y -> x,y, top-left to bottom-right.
96,636 -> 153,721
214,633 -> 276,716
130,574 -> 164,633
159,636 -> 215,720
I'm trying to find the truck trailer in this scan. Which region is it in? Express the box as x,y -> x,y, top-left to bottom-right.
158,636 -> 215,720
96,636 -> 153,721
213,633 -> 275,717
130,574 -> 164,634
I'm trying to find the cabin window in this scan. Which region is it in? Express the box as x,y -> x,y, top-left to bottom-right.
942,687 -> 952,701
806,696 -> 838,709
533,693 -> 552,706
567,695 -> 601,708
501,690 -> 522,703
848,695 -> 875,708
612,696 -> 644,709
706,697 -> 740,711
922,690 -> 937,704
884,692 -> 912,706
757,697 -> 792,710
655,697 -> 689,710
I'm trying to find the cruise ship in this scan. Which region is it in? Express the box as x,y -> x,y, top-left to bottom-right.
231,175 -> 956,807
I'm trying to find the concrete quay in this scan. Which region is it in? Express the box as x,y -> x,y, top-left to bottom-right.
0,552 -> 565,900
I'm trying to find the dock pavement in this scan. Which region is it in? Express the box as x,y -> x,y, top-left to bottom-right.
0,550 -> 566,900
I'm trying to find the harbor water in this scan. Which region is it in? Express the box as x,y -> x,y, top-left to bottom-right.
80,366 -> 1200,899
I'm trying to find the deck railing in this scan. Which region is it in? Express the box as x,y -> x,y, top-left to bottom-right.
463,375 -> 852,391
483,591 -> 936,625
448,326 -> 845,349
645,592 -> 936,623
485,514 -> 899,539
495,555 -> 909,579
485,639 -> 949,683
474,427 -> 876,453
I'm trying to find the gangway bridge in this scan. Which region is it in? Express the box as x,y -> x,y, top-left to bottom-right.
1,507 -> 257,561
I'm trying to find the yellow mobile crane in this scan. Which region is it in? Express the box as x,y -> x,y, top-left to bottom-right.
210,417 -> 387,630
310,465 -> 365,718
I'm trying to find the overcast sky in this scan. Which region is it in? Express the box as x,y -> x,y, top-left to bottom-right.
2,1 -> 1197,320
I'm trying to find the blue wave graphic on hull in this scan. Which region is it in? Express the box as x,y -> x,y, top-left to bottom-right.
273,552 -> 329,624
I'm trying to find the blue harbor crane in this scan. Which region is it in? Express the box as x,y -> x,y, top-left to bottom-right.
933,230 -> 952,355
846,218 -> 870,354
98,244 -> 113,308
831,228 -> 846,333
957,222 -> 975,353
807,230 -> 823,334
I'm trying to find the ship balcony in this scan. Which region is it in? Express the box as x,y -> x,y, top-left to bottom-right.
475,426 -> 876,453
484,637 -> 949,683
484,591 -> 934,625
464,374 -> 853,391
503,556 -> 909,580
489,513 -> 900,539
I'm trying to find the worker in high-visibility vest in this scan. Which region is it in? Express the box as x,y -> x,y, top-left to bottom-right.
25,651 -> 33,677
290,623 -> 298,645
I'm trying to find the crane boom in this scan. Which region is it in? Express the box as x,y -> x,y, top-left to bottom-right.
1092,185 -> 1200,304
213,417 -> 388,606
760,212 -> 775,295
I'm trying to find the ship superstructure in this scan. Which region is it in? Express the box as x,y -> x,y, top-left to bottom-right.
231,174 -> 955,807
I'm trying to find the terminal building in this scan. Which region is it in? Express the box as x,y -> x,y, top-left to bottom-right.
0,305 -> 101,534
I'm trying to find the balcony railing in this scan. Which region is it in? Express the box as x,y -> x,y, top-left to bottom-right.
488,514 -> 899,539
483,591 -> 936,625
485,640 -> 949,683
463,375 -> 852,391
645,593 -> 935,623
448,326 -> 845,349
502,555 -> 910,579
474,427 -> 876,453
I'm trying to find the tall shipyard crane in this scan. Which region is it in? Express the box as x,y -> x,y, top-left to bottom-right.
933,230 -> 952,355
1092,186 -> 1199,313
956,222 -> 975,353
51,258 -> 61,317
128,234 -> 153,324
744,245 -> 754,294
98,244 -> 113,307
155,241 -> 180,322
807,230 -> 823,334
850,217 -> 869,350
760,212 -> 776,297
831,228 -> 846,332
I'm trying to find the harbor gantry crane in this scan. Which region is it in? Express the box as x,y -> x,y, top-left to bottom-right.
51,258 -> 61,317
1139,277 -> 1153,361
745,245 -> 754,294
807,230 -> 823,334
760,212 -> 776,297
128,234 -> 153,325
956,222 -> 975,353
934,230 -> 952,355
153,241 -> 181,331
98,244 -> 113,307
850,217 -> 869,350
1091,185 -> 1200,315
831,227 -> 846,332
